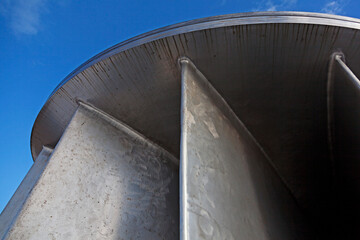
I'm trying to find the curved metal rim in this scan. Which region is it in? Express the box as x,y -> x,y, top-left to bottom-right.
30,11 -> 360,160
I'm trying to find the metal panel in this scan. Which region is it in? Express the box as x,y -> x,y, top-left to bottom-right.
0,146 -> 53,239
4,103 -> 179,239
25,12 -> 360,239
30,13 -> 360,222
328,54 -> 360,239
180,57 -> 310,240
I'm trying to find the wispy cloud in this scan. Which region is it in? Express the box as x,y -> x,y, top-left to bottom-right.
220,0 -> 227,6
321,1 -> 344,14
253,0 -> 297,11
0,0 -> 48,35
264,1 -> 278,11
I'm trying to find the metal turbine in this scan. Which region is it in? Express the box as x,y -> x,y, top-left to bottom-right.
1,12 -> 360,239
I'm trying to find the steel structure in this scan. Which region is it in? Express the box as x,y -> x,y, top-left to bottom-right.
1,11 -> 360,239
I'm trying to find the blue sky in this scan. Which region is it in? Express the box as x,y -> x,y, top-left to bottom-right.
0,0 -> 359,212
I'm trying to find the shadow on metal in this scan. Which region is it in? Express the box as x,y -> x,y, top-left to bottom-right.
1,103 -> 179,239
2,11 -> 360,240
180,57 -> 312,239
328,53 -> 360,239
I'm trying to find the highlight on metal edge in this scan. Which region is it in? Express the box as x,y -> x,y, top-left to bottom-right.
2,12 -> 360,240
179,57 -> 309,239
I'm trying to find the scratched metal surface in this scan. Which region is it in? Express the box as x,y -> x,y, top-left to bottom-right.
0,146 -> 53,239
180,58 -> 311,240
31,12 -> 360,224
6,103 -> 179,239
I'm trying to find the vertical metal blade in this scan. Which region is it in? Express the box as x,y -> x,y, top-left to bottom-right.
180,57 -> 310,240
2,103 -> 179,239
328,54 -> 360,238
0,146 -> 53,239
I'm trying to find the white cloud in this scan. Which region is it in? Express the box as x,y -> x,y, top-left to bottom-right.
253,0 -> 297,12
267,5 -> 277,11
0,0 -> 47,35
321,1 -> 343,14
265,1 -> 278,11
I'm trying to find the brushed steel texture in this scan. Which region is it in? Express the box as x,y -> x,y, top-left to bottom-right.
180,57 -> 311,239
25,11 -> 360,239
0,146 -> 53,239
30,13 -> 360,220
3,103 -> 179,239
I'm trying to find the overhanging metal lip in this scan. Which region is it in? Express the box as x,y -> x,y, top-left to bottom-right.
47,11 -> 360,99
30,11 -> 360,160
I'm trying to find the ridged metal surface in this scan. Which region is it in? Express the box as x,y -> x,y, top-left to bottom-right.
31,12 -> 360,220
32,12 -> 360,162
27,11 -> 360,239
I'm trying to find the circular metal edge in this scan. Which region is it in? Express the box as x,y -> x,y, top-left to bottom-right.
30,11 -> 360,160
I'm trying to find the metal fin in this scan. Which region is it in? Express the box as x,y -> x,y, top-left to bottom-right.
180,57 -> 310,240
